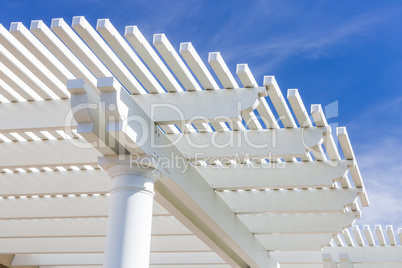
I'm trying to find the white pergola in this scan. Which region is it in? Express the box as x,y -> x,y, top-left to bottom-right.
0,17 -> 400,268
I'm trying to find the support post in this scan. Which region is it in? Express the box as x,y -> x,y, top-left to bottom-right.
99,155 -> 161,268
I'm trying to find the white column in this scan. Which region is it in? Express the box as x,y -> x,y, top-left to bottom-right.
99,155 -> 161,268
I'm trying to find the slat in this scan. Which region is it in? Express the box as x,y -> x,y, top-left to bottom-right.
0,99 -> 74,132
0,24 -> 68,98
180,42 -> 219,90
0,43 -> 53,100
255,97 -> 279,129
352,225 -> 365,246
375,225 -> 387,246
255,233 -> 334,250
0,60 -> 36,101
0,139 -> 100,169
363,225 -> 375,246
153,34 -> 201,91
399,228 -> 402,245
287,89 -> 312,128
96,19 -> 164,94
236,64 -> 258,88
71,16 -> 146,94
342,229 -> 355,246
30,20 -> 99,92
11,253 -> 227,266
217,188 -> 359,213
0,195 -> 168,219
333,234 -> 345,246
166,127 -> 326,161
337,127 -> 369,206
9,22 -> 74,88
311,104 -> 340,161
387,225 -> 396,245
238,211 -> 358,233
208,52 -> 238,89
196,160 -> 352,190
0,236 -> 210,254
0,216 -> 191,238
0,169 -> 110,196
0,79 -> 19,102
323,246 -> 402,263
125,26 -> 182,92
263,76 -> 297,128
51,18 -> 111,78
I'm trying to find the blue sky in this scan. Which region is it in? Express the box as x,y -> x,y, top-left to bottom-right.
1,1 -> 401,228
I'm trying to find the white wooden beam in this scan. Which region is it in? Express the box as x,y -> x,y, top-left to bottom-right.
0,236 -> 210,254
0,216 -> 192,238
323,246 -> 402,262
236,64 -> 258,88
132,85 -> 265,125
217,188 -> 359,213
153,34 -> 201,91
363,225 -> 376,246
375,225 -> 387,246
0,195 -> 168,219
125,26 -> 182,92
386,225 -> 397,246
180,42 -> 219,90
0,99 -> 75,133
238,211 -> 358,233
0,24 -> 68,98
97,19 -> 164,94
9,21 -> 74,86
0,139 -> 100,169
255,233 -> 334,250
196,160 -> 352,190
51,18 -> 111,79
71,16 -> 146,94
30,20 -> 99,93
0,169 -> 110,196
11,252 -> 228,266
352,225 -> 366,246
166,127 -> 326,161
263,76 -> 296,128
208,52 -> 238,89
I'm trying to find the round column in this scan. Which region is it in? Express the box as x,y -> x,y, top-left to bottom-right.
100,156 -> 161,268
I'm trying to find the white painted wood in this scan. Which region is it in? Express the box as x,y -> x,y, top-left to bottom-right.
125,26 -> 182,92
0,236 -> 210,254
333,234 -> 345,246
311,104 -> 340,161
387,225 -> 397,246
153,34 -> 201,91
352,225 -> 366,246
363,225 -> 376,246
0,24 -> 68,98
287,89 -> 312,128
0,139 -> 100,169
208,52 -> 238,89
0,60 -> 36,101
196,160 -> 352,190
97,19 -> 164,94
0,169 -> 110,196
0,99 -> 75,132
255,233 -> 334,250
238,211 -> 357,233
323,246 -> 402,262
0,216 -> 191,238
71,16 -> 146,94
342,229 -> 355,246
0,79 -> 19,102
51,18 -> 111,78
10,21 -> 74,86
0,43 -> 53,100
133,85 -> 265,125
375,225 -> 386,246
0,195 -> 169,219
217,188 -> 359,213
255,97 -> 279,129
263,76 -> 297,128
12,252 -> 228,266
236,64 -> 258,88
30,20 -> 99,93
166,127 -> 326,161
180,42 -> 219,90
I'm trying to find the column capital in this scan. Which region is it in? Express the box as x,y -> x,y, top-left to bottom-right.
98,154 -> 161,181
